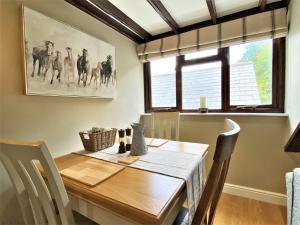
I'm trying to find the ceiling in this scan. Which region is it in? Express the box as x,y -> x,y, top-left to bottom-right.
66,0 -> 288,43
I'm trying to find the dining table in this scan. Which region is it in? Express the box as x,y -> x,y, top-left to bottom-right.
50,138 -> 209,225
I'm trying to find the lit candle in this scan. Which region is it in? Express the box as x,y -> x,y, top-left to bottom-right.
200,96 -> 207,109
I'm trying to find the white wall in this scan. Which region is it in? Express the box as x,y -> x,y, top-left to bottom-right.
286,0 -> 300,133
0,0 -> 143,224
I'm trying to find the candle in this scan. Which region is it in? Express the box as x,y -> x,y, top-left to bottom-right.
200,96 -> 207,108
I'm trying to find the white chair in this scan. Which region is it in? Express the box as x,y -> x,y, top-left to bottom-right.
151,112 -> 180,140
0,140 -> 96,225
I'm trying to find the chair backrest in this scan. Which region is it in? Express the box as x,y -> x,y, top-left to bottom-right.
192,119 -> 240,225
0,140 -> 75,225
151,112 -> 180,140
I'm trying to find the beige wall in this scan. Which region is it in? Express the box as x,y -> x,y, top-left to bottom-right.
142,114 -> 298,194
0,0 -> 143,223
286,0 -> 300,133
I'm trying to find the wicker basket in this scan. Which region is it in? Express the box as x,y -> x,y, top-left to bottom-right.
79,128 -> 117,152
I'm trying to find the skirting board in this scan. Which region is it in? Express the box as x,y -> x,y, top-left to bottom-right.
223,183 -> 287,206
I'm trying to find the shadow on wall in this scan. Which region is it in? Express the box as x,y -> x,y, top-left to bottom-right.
285,119 -> 300,164
0,164 -> 23,224
0,190 -> 23,225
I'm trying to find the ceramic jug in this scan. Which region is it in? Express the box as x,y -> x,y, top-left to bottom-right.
130,123 -> 148,156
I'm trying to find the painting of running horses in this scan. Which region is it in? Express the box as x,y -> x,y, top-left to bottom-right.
22,6 -> 116,98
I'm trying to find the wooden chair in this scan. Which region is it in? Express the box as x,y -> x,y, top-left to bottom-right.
151,112 -> 180,140
0,140 -> 97,225
173,119 -> 240,225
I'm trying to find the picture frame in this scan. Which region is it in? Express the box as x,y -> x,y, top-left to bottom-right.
22,6 -> 117,98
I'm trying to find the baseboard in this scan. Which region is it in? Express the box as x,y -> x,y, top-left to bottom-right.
223,183 -> 287,206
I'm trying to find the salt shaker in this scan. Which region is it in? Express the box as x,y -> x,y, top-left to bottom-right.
125,128 -> 132,151
118,129 -> 126,153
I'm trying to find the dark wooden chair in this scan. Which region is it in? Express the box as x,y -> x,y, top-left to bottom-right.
173,119 -> 240,225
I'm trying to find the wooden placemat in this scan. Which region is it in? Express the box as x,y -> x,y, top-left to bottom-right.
147,138 -> 168,147
60,159 -> 125,186
118,156 -> 139,165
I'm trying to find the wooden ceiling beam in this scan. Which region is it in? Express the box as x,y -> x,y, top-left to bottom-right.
65,0 -> 145,43
206,0 -> 217,24
285,0 -> 291,6
259,0 -> 267,11
146,0 -> 179,34
150,1 -> 287,42
90,0 -> 152,41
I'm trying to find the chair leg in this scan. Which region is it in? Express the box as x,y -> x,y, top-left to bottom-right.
207,160 -> 230,225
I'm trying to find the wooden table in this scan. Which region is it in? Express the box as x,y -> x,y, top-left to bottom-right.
54,140 -> 209,225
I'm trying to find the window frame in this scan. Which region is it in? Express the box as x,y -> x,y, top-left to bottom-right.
144,38 -> 285,113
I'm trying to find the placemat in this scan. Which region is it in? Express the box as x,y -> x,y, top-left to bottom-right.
60,159 -> 125,186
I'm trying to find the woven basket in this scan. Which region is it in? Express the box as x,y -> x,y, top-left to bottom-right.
79,128 -> 117,152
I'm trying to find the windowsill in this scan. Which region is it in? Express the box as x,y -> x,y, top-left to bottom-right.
142,112 -> 288,117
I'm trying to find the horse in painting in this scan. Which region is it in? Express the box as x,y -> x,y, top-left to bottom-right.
77,49 -> 90,87
64,47 -> 75,87
100,55 -> 113,87
31,40 -> 54,79
50,51 -> 63,84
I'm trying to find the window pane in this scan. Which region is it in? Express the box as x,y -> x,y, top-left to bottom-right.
182,62 -> 222,110
230,39 -> 273,106
151,57 -> 176,108
185,49 -> 218,60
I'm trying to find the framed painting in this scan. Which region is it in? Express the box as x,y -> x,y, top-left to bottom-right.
22,6 -> 116,98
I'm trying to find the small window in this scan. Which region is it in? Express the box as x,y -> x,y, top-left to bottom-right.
229,40 -> 273,106
185,49 -> 218,60
150,57 -> 176,108
182,62 -> 222,110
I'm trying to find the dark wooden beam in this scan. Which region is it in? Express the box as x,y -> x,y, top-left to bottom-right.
206,0 -> 217,24
90,0 -> 152,41
286,0 -> 291,6
149,1 -> 287,42
259,0 -> 267,11
146,0 -> 179,34
65,0 -> 144,43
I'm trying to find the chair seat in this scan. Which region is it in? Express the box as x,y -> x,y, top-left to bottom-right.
73,211 -> 99,225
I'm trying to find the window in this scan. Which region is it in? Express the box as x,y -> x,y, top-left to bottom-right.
144,38 -> 285,113
182,62 -> 222,110
185,49 -> 218,60
150,57 -> 176,108
230,40 -> 273,106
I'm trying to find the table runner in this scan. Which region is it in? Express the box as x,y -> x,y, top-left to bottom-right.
74,144 -> 206,225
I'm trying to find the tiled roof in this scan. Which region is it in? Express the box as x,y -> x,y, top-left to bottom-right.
151,61 -> 261,109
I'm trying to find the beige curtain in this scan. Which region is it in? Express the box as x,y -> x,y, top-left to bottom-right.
137,8 -> 288,62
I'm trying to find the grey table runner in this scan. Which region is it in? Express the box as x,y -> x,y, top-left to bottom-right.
74,144 -> 206,225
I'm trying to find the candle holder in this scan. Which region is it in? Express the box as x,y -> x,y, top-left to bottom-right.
198,107 -> 208,113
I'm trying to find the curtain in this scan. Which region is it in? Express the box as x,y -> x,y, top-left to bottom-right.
137,8 -> 288,62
